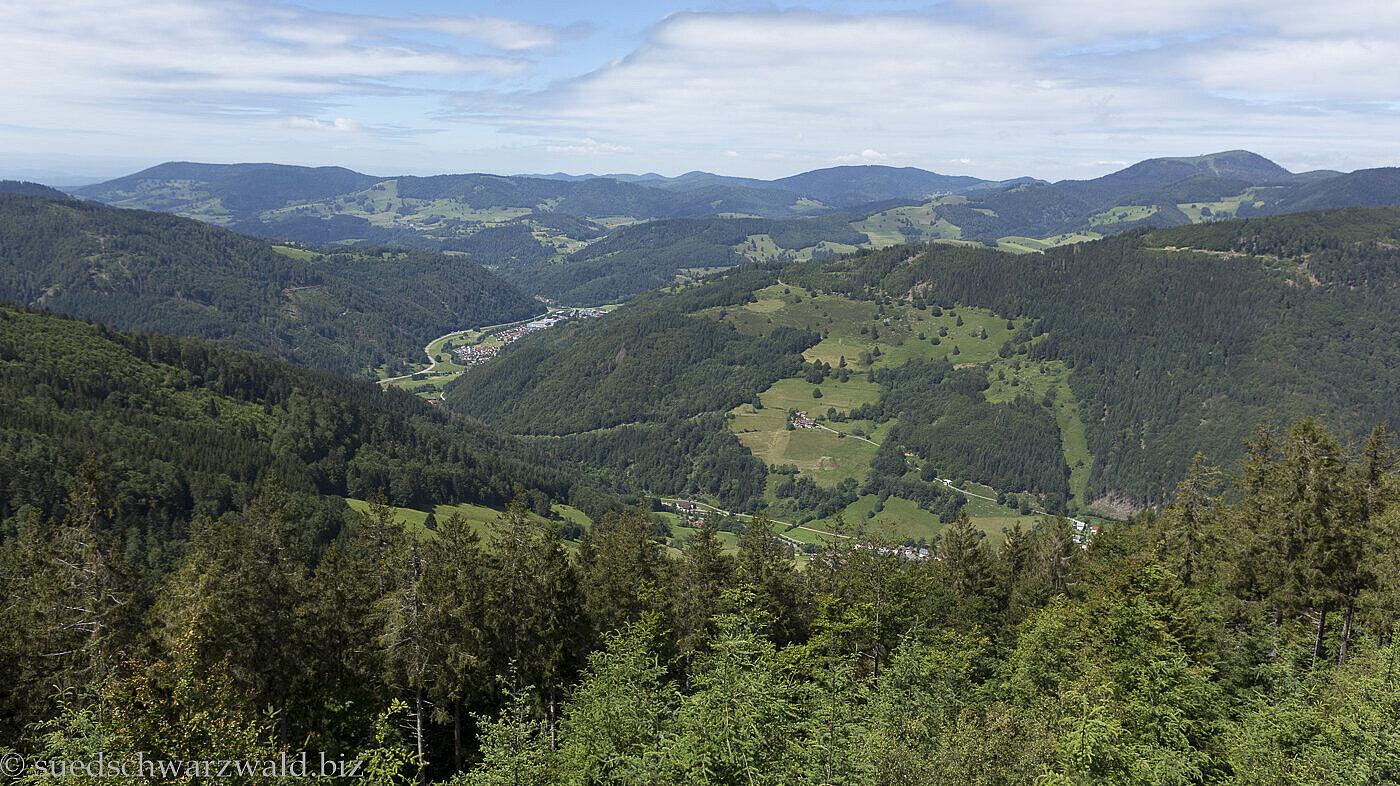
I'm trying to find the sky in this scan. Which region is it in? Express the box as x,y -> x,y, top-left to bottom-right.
3,0 -> 1399,184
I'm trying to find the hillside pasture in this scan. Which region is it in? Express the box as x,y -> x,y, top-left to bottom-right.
854,203 -> 962,247
345,498 -> 591,546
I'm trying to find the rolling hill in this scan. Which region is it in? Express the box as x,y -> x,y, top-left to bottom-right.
0,194 -> 542,377
446,205 -> 1400,525
68,153 -> 1400,307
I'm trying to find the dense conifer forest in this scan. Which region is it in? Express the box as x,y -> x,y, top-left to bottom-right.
0,305 -> 608,569
3,384 -> 1399,782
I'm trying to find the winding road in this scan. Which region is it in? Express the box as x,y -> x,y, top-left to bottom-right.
379,329 -> 464,385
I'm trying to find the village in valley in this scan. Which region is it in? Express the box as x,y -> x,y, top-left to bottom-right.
451,307 -> 607,367
380,305 -> 612,404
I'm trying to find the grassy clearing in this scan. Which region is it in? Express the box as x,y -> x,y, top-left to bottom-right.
658,512 -> 742,554
735,233 -> 784,263
995,232 -> 1102,253
730,401 -> 877,487
787,491 -> 1031,549
729,375 -> 881,486
994,237 -> 1052,253
854,203 -> 962,247
345,498 -> 591,546
761,376 -> 881,413
714,283 -> 1024,371
952,483 -> 1042,543
1086,205 -> 1159,228
1175,195 -> 1261,223
1058,406 -> 1092,513
271,245 -> 320,261
394,375 -> 457,395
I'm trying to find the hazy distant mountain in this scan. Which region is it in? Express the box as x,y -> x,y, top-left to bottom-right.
70,151 -> 1400,303
771,165 -> 1037,207
1238,167 -> 1400,216
78,161 -> 380,218
926,150 -> 1333,240
528,165 -> 1025,203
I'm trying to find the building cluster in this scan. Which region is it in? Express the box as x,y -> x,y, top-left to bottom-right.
791,410 -> 818,428
454,344 -> 499,366
453,308 -> 605,367
1071,519 -> 1099,547
851,540 -> 934,562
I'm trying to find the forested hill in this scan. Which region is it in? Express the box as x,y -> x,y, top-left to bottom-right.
0,303 -> 604,562
451,205 -> 1400,516
0,194 -> 542,376
74,161 -> 380,216
816,206 -> 1400,507
0,180 -> 68,199
447,269 -> 818,436
503,214 -> 871,304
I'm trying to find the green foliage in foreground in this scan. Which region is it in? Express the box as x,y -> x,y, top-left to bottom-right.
4,415 -> 1400,784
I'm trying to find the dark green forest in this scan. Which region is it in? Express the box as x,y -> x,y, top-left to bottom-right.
853,359 -> 1070,504
0,305 -> 611,570
502,215 -> 868,305
0,195 -> 541,376
445,278 -> 814,435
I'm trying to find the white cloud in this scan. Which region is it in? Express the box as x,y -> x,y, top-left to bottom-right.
836,149 -> 889,163
4,0 -> 1400,179
545,138 -> 633,155
1186,38 -> 1400,103
458,5 -> 1400,178
286,118 -> 365,133
0,0 -> 562,112
413,17 -> 588,51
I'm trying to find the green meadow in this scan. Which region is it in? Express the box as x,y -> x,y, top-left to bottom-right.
854,203 -> 963,247
344,498 -> 592,547
715,283 -> 1025,371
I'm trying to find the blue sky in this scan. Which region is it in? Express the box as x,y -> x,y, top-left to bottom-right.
3,0 -> 1399,183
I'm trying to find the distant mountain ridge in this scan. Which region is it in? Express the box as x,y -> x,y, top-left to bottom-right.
64,151 -> 1400,305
